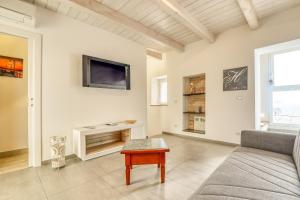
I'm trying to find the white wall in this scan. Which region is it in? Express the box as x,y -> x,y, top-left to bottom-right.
147,55 -> 167,136
33,8 -> 146,160
164,6 -> 300,144
0,33 -> 28,152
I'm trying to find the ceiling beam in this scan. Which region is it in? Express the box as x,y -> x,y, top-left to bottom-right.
237,0 -> 259,29
146,49 -> 163,60
69,0 -> 184,51
152,0 -> 214,43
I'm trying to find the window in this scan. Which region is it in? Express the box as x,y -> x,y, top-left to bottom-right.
270,49 -> 300,125
151,75 -> 167,105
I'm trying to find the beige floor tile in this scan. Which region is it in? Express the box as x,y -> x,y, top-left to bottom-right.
147,180 -> 195,200
82,158 -> 110,177
98,156 -> 125,174
38,171 -> 71,196
0,178 -> 46,200
37,160 -> 99,196
0,168 -> 38,186
48,177 -> 120,200
61,163 -> 97,185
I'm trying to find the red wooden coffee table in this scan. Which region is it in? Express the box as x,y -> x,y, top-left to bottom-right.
120,138 -> 170,185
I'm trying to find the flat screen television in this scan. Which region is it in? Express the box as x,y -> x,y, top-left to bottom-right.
82,55 -> 130,90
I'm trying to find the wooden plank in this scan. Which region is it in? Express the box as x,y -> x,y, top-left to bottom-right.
57,2 -> 71,15
46,0 -> 60,11
86,138 -> 121,148
85,131 -> 122,140
152,0 -> 215,42
69,0 -> 185,51
86,141 -> 125,155
67,7 -> 80,18
101,0 -> 129,11
86,135 -> 120,144
237,0 -> 259,29
35,0 -> 48,7
146,49 -> 163,60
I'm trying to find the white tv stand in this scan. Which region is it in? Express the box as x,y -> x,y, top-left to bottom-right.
73,121 -> 145,161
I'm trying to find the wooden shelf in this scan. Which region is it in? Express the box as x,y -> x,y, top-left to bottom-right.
86,141 -> 125,155
183,93 -> 205,96
183,129 -> 205,134
183,111 -> 205,115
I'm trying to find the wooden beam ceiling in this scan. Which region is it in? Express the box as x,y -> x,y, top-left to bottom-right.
69,0 -> 185,51
237,0 -> 259,29
146,49 -> 163,60
152,0 -> 215,43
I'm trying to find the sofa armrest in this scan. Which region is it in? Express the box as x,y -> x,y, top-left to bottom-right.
241,130 -> 296,155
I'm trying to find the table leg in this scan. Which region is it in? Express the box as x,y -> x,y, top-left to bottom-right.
126,165 -> 130,185
158,163 -> 160,168
125,154 -> 131,185
161,164 -> 165,183
160,153 -> 166,183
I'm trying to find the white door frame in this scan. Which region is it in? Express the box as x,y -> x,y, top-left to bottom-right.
0,24 -> 42,167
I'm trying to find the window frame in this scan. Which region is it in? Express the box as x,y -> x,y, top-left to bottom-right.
268,48 -> 300,127
150,75 -> 167,106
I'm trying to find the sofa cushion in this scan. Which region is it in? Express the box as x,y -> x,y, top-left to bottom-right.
293,132 -> 300,178
189,147 -> 300,200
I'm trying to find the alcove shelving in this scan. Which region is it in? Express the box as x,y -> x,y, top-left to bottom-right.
183,74 -> 206,134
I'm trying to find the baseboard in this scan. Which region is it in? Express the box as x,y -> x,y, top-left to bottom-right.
41,154 -> 77,165
0,148 -> 28,158
162,132 -> 239,147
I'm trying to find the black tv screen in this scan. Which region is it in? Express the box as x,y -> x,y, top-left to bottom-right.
83,55 -> 130,90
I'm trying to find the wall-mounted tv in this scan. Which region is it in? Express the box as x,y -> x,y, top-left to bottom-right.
82,55 -> 130,90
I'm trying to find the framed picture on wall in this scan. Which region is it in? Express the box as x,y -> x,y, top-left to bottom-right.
0,55 -> 23,78
223,66 -> 248,91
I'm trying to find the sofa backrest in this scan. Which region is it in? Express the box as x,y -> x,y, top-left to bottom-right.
293,132 -> 300,178
241,130 -> 296,155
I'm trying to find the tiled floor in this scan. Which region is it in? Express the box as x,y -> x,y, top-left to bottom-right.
0,150 -> 28,174
0,134 -> 236,200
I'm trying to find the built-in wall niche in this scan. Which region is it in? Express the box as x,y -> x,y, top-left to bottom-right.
183,74 -> 206,134
85,129 -> 130,155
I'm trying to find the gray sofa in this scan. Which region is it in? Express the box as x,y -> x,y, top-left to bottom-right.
189,130 -> 300,200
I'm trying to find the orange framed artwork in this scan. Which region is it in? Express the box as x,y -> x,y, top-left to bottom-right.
0,55 -> 23,78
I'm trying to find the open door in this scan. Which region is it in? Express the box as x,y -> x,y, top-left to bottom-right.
0,33 -> 29,173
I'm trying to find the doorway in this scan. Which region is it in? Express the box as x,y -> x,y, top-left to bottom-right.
0,33 -> 29,173
0,24 -> 42,170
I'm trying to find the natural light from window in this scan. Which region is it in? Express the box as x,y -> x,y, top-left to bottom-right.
273,50 -> 300,86
272,49 -> 300,125
159,79 -> 167,104
151,75 -> 167,105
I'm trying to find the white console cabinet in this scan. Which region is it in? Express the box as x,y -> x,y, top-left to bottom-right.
73,121 -> 145,161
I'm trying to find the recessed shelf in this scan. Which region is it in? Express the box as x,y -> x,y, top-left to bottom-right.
183,129 -> 205,134
86,141 -> 125,155
183,74 -> 206,134
183,93 -> 205,96
183,111 -> 205,115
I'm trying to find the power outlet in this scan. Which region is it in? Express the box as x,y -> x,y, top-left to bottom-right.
236,96 -> 243,101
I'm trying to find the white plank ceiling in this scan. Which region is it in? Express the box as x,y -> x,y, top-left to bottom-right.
22,0 -> 300,52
